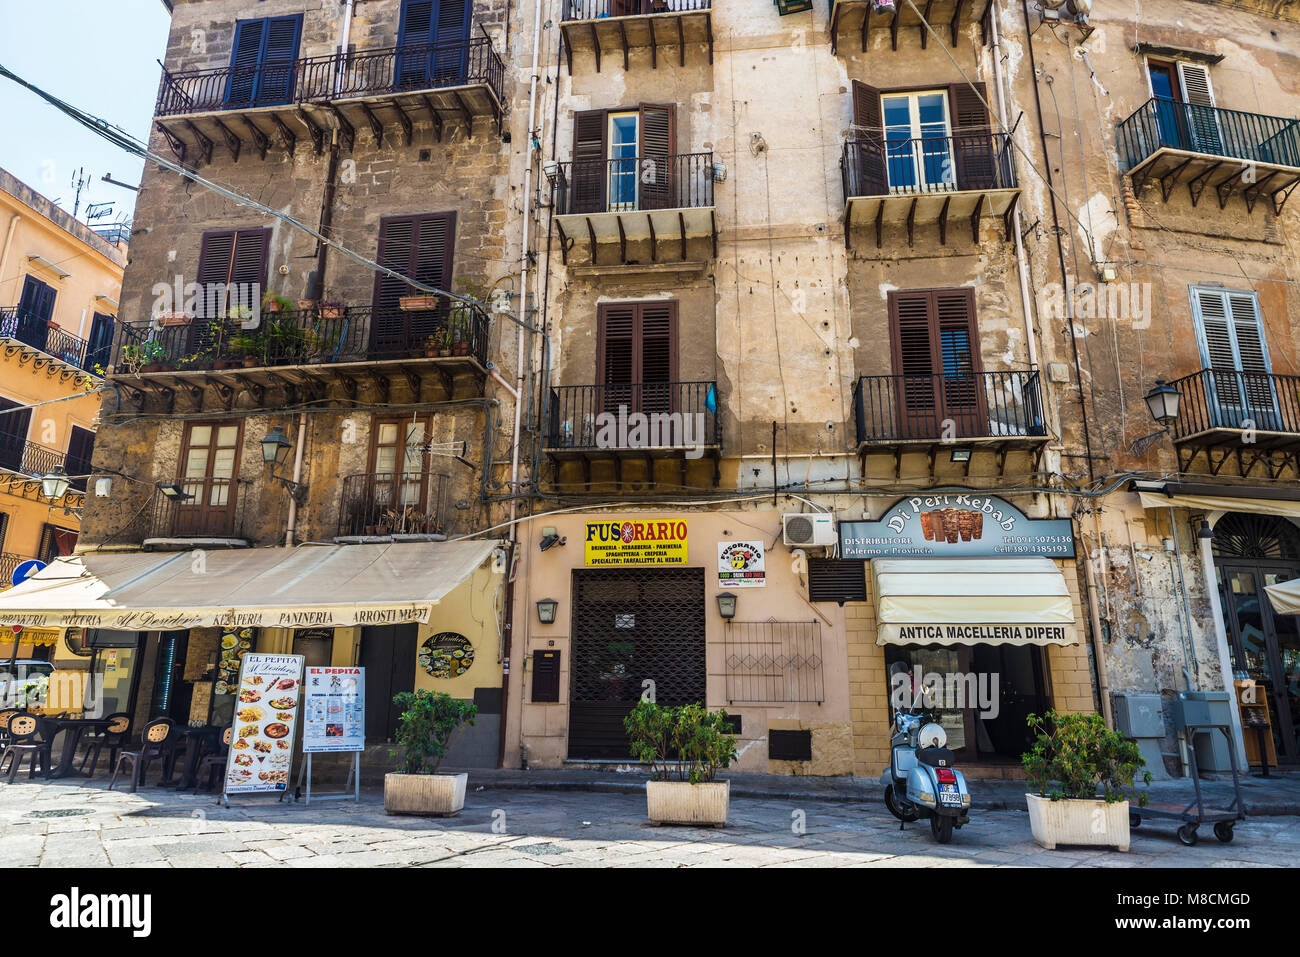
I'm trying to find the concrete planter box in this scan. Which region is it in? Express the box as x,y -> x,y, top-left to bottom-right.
1026,792 -> 1129,851
384,772 -> 467,817
646,780 -> 729,827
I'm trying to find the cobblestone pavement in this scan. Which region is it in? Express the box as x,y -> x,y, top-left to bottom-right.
2,778 -> 1296,867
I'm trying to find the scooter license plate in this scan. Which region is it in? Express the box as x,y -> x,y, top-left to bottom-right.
938,785 -> 963,807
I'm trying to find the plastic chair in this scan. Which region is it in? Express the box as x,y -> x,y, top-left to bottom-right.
108,718 -> 175,793
196,726 -> 233,792
79,713 -> 132,777
0,712 -> 53,783
0,709 -> 18,751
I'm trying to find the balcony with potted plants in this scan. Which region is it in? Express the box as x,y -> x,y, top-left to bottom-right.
0,305 -> 96,372
106,292 -> 492,406
559,0 -> 713,74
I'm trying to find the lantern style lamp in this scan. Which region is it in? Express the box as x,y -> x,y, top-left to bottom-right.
536,598 -> 558,624
260,425 -> 294,466
41,466 -> 71,501
1143,378 -> 1181,426
716,592 -> 738,621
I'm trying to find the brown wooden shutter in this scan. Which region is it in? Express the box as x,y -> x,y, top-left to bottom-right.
531,650 -> 561,703
889,289 -> 983,439
850,81 -> 886,196
934,288 -> 983,432
373,217 -> 416,355
192,229 -> 266,352
570,109 -> 608,214
598,303 -> 636,413
948,83 -> 994,190
411,213 -> 454,343
597,301 -> 677,413
639,301 -> 676,413
371,213 -> 456,355
638,103 -> 676,210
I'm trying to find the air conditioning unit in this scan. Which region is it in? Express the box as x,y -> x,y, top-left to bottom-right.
782,513 -> 837,547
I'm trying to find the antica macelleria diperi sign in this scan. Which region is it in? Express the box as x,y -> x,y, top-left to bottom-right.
840,494 -> 1075,559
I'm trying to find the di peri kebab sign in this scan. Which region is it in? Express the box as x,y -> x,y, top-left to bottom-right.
584,519 -> 688,566
839,494 -> 1076,559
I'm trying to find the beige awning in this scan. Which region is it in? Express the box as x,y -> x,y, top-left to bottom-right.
1265,578 -> 1300,616
0,541 -> 501,631
1136,489 -> 1300,520
872,557 -> 1077,646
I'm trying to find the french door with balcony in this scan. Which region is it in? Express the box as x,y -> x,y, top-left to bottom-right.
225,15 -> 302,107
888,288 -> 985,439
1147,59 -> 1222,156
174,421 -> 242,537
372,212 -> 455,357
881,91 -> 953,193
369,417 -> 435,516
1191,285 -> 1279,432
570,104 -> 676,214
596,301 -> 677,433
395,0 -> 472,88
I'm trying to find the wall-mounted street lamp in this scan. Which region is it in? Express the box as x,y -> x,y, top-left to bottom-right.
261,426 -> 308,503
716,592 -> 738,621
1131,378 -> 1182,455
536,598 -> 558,624
40,466 -> 71,501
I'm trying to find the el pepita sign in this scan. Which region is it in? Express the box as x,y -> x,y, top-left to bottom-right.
584,520 -> 688,566
840,494 -> 1075,559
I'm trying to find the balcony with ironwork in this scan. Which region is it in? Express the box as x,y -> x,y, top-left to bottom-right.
1117,98 -> 1300,214
829,0 -> 995,56
0,553 -> 42,591
336,471 -> 449,542
553,152 -> 717,267
544,380 -> 721,487
852,370 -> 1049,476
1165,368 -> 1300,477
152,35 -> 506,164
841,132 -> 1019,248
106,297 -> 491,406
143,477 -> 251,548
0,306 -> 96,372
559,0 -> 713,74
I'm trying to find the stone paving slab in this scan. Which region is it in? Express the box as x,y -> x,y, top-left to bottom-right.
0,776 -> 1293,868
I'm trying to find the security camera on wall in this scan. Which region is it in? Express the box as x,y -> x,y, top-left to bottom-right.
1039,0 -> 1091,22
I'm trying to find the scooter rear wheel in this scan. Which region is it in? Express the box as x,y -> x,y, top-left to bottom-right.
884,786 -> 918,822
930,814 -> 954,844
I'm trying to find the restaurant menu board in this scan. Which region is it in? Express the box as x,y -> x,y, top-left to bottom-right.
302,667 -> 365,753
224,653 -> 304,795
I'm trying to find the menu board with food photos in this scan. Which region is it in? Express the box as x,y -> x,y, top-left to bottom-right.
223,653 -> 304,796
302,667 -> 365,753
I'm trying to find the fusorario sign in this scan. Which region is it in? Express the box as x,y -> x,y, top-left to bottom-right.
840,494 -> 1075,559
584,520 -> 688,566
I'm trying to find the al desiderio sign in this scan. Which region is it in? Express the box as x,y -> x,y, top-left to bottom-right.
840,494 -> 1075,559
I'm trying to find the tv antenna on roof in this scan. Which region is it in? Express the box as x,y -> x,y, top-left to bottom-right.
69,167 -> 90,219
85,202 -> 114,222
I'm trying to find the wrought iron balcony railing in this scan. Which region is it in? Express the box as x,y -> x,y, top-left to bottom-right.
149,477 -> 247,540
156,37 -> 505,117
337,471 -> 449,538
1117,97 -> 1300,172
0,307 -> 93,370
853,370 -> 1047,445
562,0 -> 711,18
546,381 -> 720,450
555,152 -> 715,215
109,298 -> 490,374
841,132 -> 1018,199
1167,368 -> 1300,440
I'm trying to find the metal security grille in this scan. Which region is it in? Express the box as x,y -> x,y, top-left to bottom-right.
569,567 -> 705,759
723,620 -> 824,704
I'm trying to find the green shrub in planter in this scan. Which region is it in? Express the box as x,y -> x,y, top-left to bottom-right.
391,690 -> 477,775
625,700 -> 737,784
1022,710 -> 1151,804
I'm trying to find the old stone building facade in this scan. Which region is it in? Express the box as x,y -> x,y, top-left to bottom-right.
3,0 -> 1296,781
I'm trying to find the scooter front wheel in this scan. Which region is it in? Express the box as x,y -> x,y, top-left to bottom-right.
884,786 -> 918,822
930,814 -> 954,844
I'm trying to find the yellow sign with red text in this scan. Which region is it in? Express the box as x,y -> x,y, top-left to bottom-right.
584,520 -> 688,566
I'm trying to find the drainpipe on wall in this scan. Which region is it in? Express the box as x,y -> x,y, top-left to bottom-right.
1197,521 -> 1248,770
987,0 -> 1039,370
285,411 -> 308,546
1080,524 -> 1113,726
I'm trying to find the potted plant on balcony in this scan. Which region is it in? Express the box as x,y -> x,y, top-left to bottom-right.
399,293 -> 440,312
132,339 -> 174,373
296,298 -> 317,313
262,291 -> 295,315
229,333 -> 263,367
156,308 -> 191,327
1022,710 -> 1151,853
450,314 -> 472,356
384,690 -> 477,817
319,300 -> 345,320
625,700 -> 737,827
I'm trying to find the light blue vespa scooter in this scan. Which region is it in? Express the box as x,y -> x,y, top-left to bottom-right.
881,670 -> 971,843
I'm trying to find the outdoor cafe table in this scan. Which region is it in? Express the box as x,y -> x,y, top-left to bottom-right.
160,725 -> 223,790
43,716 -> 112,779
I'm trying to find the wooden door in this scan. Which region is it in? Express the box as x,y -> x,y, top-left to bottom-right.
174,421 -> 242,537
889,288 -> 984,439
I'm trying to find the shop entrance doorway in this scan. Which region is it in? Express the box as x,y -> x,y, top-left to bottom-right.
568,567 -> 706,759
359,623 -> 418,743
883,643 -> 1052,762
1213,512 -> 1300,764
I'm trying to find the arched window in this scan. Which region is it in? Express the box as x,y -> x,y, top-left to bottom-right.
1212,512 -> 1300,561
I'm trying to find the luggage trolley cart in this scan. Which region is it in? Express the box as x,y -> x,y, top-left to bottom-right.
1129,691 -> 1246,846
